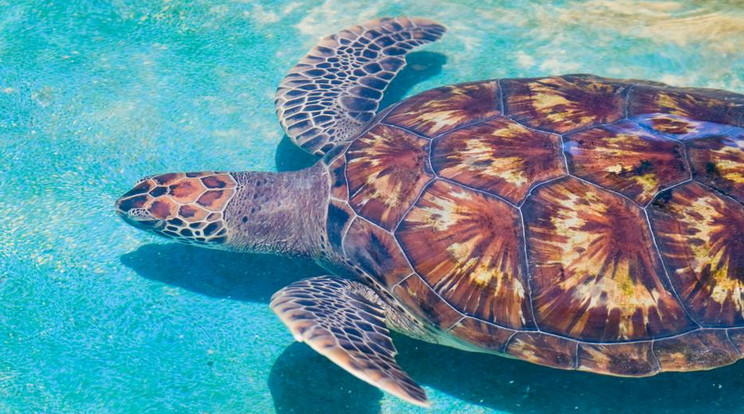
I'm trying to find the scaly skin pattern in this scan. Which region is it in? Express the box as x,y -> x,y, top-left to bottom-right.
223,164 -> 329,257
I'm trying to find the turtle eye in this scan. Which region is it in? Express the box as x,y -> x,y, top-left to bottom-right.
127,208 -> 154,220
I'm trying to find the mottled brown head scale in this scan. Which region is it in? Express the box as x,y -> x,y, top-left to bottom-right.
116,172 -> 237,245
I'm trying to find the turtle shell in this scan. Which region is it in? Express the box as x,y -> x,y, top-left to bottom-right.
322,74 -> 744,376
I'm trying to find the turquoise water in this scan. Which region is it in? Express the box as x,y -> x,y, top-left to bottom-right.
2,0 -> 744,412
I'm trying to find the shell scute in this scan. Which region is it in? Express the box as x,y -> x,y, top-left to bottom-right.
686,128 -> 744,203
328,153 -> 350,199
633,113 -> 735,140
522,177 -> 694,341
448,317 -> 516,352
648,182 -> 744,326
384,81 -> 501,136
564,119 -> 690,205
505,332 -> 577,370
346,124 -> 433,230
326,199 -> 355,254
392,274 -> 462,330
629,85 -> 744,125
652,330 -> 739,371
577,342 -> 658,376
431,116 -> 566,204
726,328 -> 744,354
397,179 -> 534,330
343,217 -> 413,287
502,75 -> 627,134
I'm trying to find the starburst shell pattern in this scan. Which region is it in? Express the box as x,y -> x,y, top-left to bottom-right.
629,85 -> 744,125
345,123 -> 433,230
522,177 -> 693,341
324,75 -> 744,376
502,75 -> 627,133
687,130 -> 744,203
397,180 -> 534,330
564,120 -> 690,205
384,81 -> 501,136
431,117 -> 565,204
648,182 -> 744,326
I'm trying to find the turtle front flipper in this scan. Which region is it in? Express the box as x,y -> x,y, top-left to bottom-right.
270,276 -> 429,407
275,17 -> 446,156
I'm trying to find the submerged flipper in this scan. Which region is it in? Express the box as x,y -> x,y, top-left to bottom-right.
270,276 -> 429,407
275,17 -> 446,155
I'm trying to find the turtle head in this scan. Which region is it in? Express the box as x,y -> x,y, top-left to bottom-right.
116,164 -> 329,256
115,172 -> 237,246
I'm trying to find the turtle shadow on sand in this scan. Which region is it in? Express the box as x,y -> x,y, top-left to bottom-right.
269,342 -> 383,414
265,332 -> 744,413
119,243 -> 744,412
274,51 -> 447,173
393,335 -> 744,413
121,243 -> 383,414
119,225 -> 744,411
120,243 -> 326,303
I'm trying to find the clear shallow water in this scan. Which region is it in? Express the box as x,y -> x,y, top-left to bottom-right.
2,0 -> 744,412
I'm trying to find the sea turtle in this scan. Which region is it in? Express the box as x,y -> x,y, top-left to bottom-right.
115,17 -> 744,407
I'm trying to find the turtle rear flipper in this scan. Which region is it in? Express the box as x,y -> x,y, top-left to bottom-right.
275,17 -> 446,156
270,276 -> 429,407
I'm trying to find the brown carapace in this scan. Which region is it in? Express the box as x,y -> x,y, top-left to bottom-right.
324,74 -> 744,377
